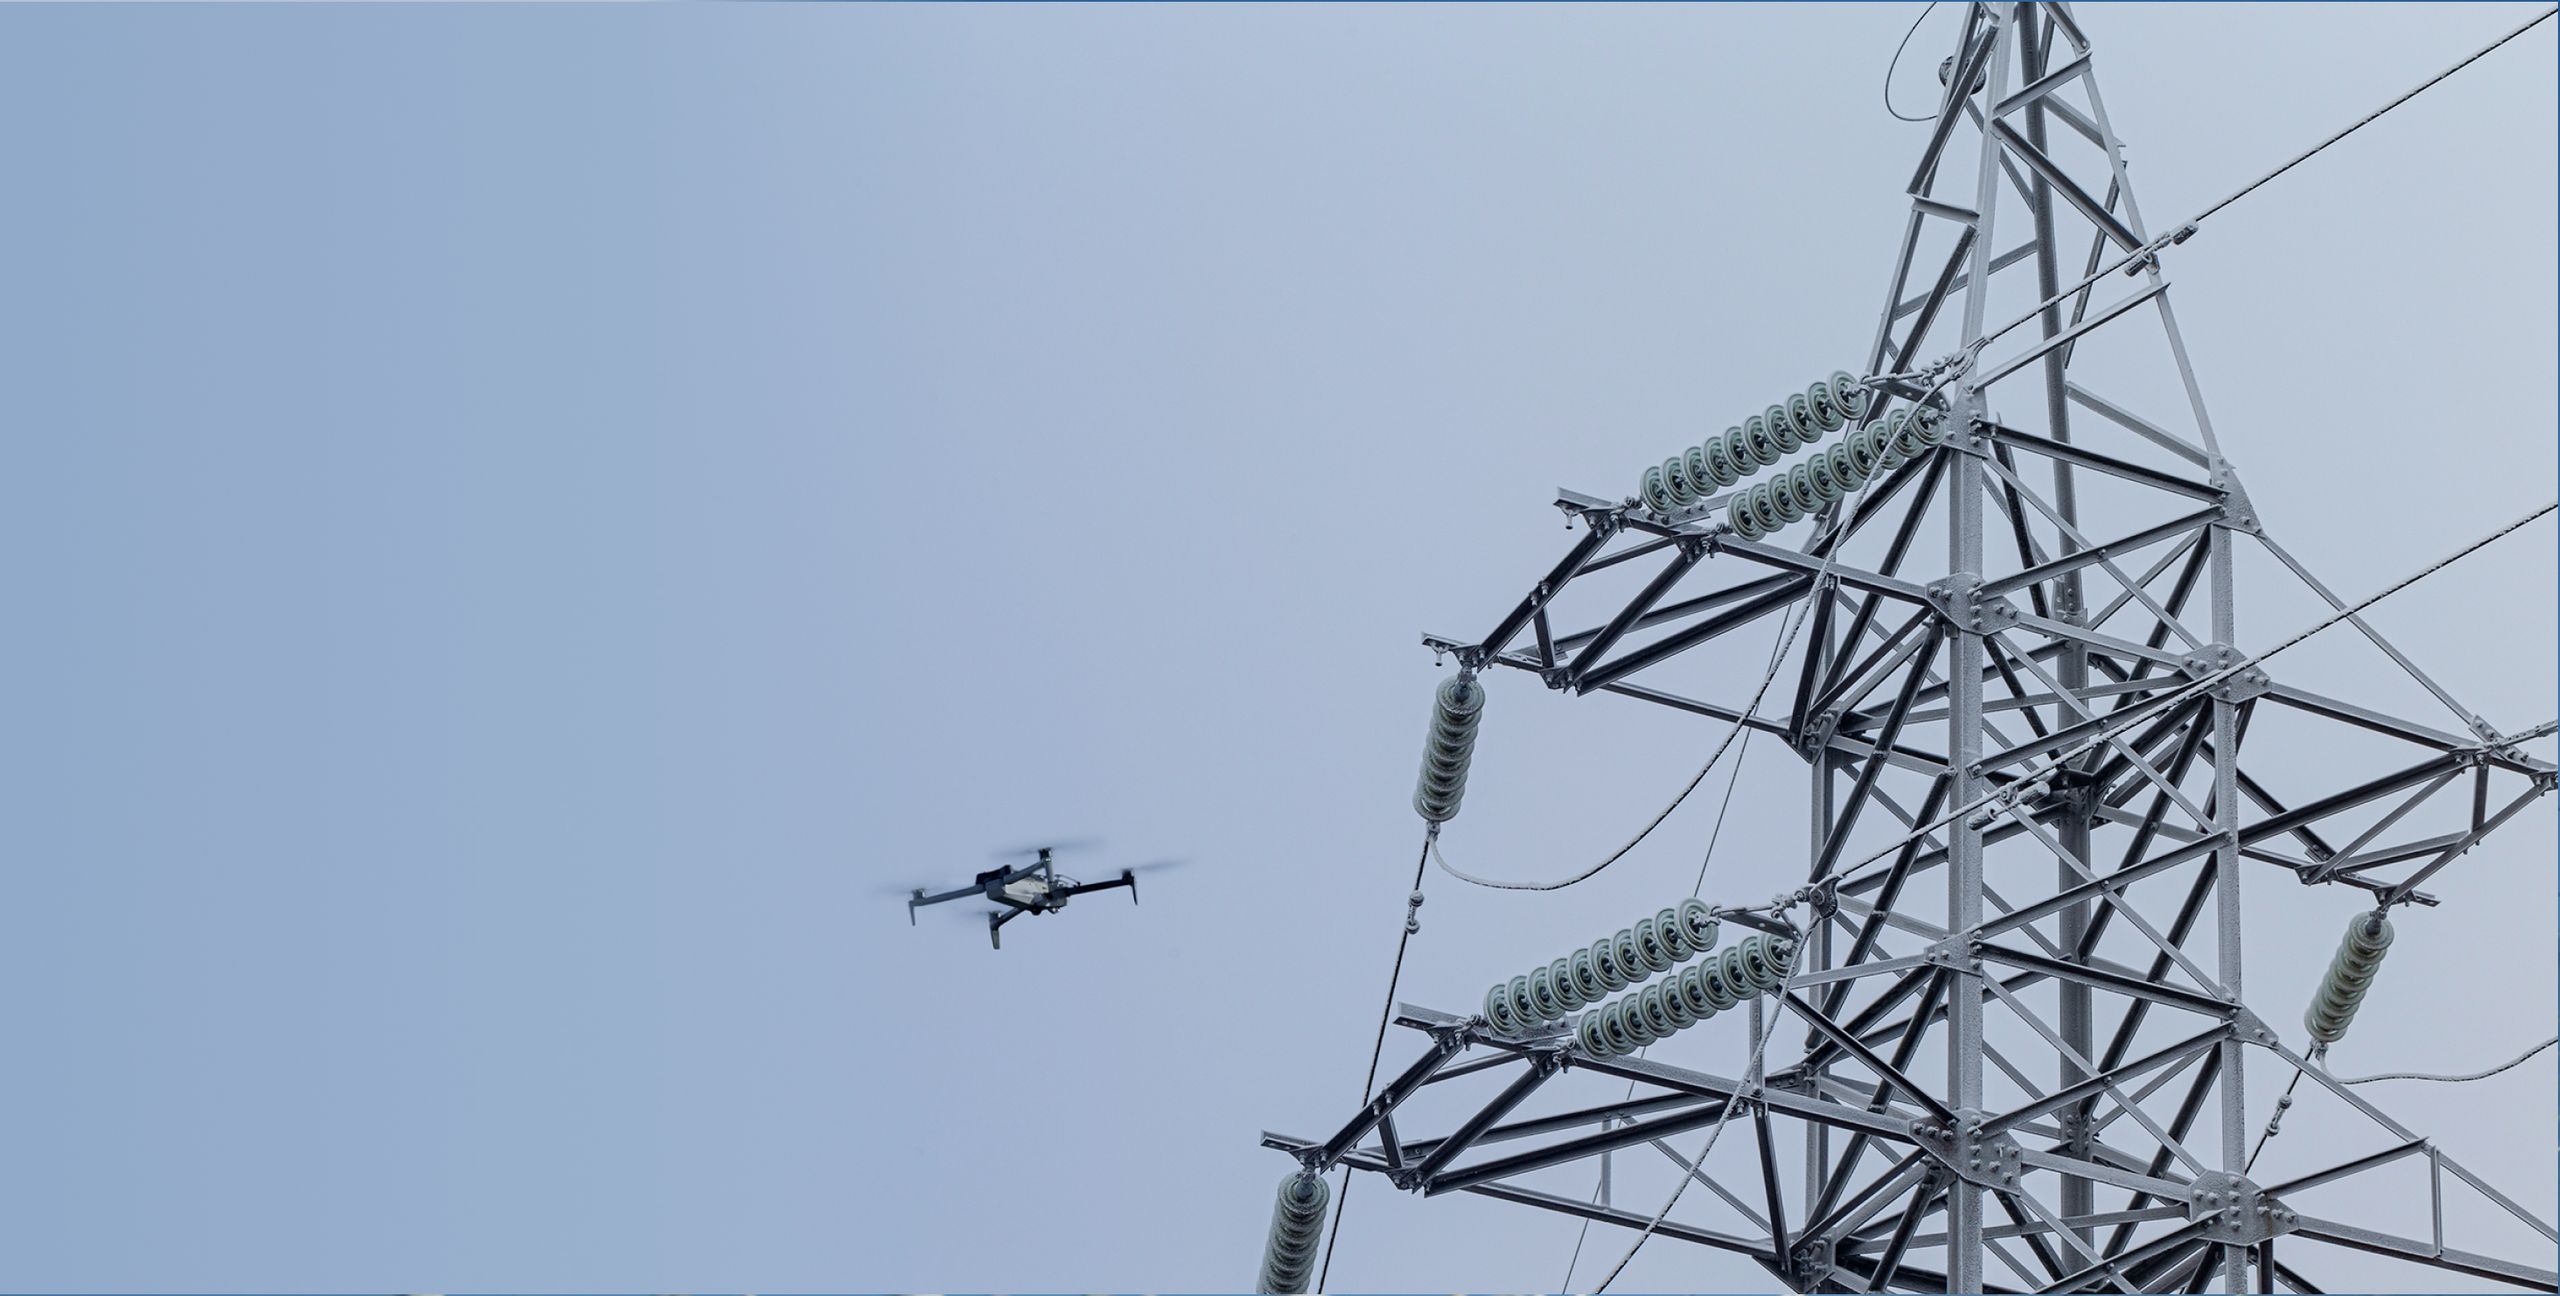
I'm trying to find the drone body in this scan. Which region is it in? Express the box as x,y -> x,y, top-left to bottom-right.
904,845 -> 1152,948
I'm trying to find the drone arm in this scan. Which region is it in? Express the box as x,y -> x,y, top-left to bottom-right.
908,883 -> 981,924
1056,869 -> 1139,905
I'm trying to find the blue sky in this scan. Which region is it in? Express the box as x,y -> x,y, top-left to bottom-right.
0,3 -> 2550,1290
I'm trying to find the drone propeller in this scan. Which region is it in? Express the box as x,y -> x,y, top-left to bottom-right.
990,836 -> 1104,860
1123,858 -> 1189,875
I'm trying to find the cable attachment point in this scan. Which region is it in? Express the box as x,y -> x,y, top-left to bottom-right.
1966,769 -> 2056,831
1804,877 -> 1840,921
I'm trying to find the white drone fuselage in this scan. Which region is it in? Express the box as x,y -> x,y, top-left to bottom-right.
1001,875 -> 1057,908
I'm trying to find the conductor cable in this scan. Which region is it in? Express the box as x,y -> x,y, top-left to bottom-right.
1590,915 -> 1806,1292
1312,831 -> 1433,1293
2334,1036 -> 2558,1087
1955,7 -> 2558,379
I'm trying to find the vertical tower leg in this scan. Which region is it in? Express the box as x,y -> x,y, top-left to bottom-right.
1945,10 -> 2013,1291
2017,0 -> 2098,1247
2211,520 -> 2248,1294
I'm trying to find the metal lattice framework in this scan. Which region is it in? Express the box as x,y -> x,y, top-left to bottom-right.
1265,5 -> 2558,1292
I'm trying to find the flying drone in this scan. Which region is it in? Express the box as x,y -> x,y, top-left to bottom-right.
900,843 -> 1178,948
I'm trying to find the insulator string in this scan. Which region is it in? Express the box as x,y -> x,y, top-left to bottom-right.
1431,349 -> 1974,894
1255,1170 -> 1330,1294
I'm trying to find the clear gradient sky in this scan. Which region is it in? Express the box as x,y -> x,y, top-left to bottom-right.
0,3 -> 2550,1291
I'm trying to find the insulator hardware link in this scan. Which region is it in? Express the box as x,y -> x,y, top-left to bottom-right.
1256,1169 -> 1330,1294
2304,909 -> 2394,1046
1638,371 -> 1876,516
1414,672 -> 1485,824
1481,898 -> 1721,1036
1575,930 -> 1796,1059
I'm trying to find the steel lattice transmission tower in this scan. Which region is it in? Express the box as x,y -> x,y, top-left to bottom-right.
1263,4 -> 2558,1292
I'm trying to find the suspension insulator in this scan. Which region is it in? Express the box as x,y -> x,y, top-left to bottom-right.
2304,910 -> 2394,1046
1806,378 -> 1846,433
1701,435 -> 1739,488
1573,930 -> 1798,1059
1841,419 -> 1885,480
1786,392 -> 1823,447
1632,372 -> 1875,515
1256,1170 -> 1331,1294
1743,413 -> 1783,467
1640,464 -> 1675,514
1720,425 -> 1755,478
1482,899 -> 1721,1035
1837,373 -> 1875,421
1759,403 -> 1795,455
1724,401 -> 1951,541
1414,672 -> 1485,824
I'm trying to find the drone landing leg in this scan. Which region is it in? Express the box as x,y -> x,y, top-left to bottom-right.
989,907 -> 1024,950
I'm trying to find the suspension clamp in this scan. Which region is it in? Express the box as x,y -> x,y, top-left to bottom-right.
1805,877 -> 1841,921
2038,768 -> 2101,815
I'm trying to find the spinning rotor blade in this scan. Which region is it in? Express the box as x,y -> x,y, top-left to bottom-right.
989,836 -> 1104,859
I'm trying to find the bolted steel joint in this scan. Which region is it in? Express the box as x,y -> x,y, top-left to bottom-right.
2183,642 -> 2272,702
1925,572 -> 2022,635
2184,1171 -> 2298,1244
1908,1108 -> 2026,1189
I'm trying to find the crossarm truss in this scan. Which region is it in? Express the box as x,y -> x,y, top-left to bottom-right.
1280,6 -> 2557,1292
